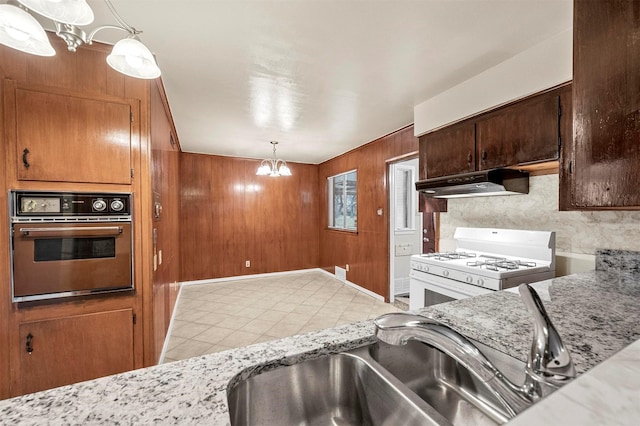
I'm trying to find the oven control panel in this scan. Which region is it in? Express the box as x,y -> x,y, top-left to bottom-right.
13,192 -> 131,216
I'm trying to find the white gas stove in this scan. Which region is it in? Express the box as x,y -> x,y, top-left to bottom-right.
409,227 -> 555,310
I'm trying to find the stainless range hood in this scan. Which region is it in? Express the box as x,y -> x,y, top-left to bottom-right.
415,169 -> 529,198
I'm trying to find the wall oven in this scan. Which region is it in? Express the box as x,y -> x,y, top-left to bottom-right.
10,191 -> 133,302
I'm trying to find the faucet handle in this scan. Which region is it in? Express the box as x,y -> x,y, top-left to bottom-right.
518,284 -> 576,384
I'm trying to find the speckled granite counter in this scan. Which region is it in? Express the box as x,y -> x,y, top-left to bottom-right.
1,249 -> 640,425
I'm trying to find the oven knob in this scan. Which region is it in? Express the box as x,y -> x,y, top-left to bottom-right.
442,269 -> 449,277
477,278 -> 484,287
423,265 -> 429,272
466,275 -> 473,283
92,199 -> 107,212
110,199 -> 125,212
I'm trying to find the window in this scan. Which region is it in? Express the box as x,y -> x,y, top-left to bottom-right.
328,170 -> 357,231
394,165 -> 416,232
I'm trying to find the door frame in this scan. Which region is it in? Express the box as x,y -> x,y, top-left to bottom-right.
387,154 -> 420,303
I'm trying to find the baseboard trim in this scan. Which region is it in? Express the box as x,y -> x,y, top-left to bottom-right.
180,268 -> 324,287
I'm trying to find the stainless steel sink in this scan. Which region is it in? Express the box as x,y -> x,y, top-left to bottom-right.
369,339 -> 526,426
227,350 -> 448,426
227,340 -> 525,426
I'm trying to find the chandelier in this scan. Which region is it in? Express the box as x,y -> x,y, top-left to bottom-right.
0,0 -> 161,79
256,141 -> 292,177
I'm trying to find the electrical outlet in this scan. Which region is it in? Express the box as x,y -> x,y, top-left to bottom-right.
245,260 -> 250,268
346,264 -> 350,272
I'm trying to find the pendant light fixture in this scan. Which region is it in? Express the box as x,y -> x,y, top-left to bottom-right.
256,141 -> 292,177
0,0 -> 161,79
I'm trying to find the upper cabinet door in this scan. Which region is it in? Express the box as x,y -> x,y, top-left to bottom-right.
5,80 -> 137,185
572,0 -> 640,208
476,93 -> 560,170
419,121 -> 475,179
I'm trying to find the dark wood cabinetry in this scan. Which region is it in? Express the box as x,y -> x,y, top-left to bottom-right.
565,0 -> 640,209
4,80 -> 138,185
15,309 -> 135,395
420,86 -> 568,179
419,122 -> 475,179
476,93 -> 560,170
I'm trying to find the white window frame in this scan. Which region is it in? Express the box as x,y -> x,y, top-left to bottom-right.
328,169 -> 357,231
393,165 -> 416,233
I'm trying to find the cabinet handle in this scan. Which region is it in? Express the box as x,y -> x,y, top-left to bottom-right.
22,148 -> 30,169
467,151 -> 472,165
26,333 -> 33,354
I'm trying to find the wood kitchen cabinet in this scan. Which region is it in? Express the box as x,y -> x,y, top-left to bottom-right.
419,85 -> 568,179
565,0 -> 640,208
419,121 -> 475,179
3,79 -> 139,185
15,309 -> 135,396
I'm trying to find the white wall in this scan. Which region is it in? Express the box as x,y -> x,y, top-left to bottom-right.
414,29 -> 572,136
439,174 -> 640,276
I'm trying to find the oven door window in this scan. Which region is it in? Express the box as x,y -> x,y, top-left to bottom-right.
33,237 -> 116,261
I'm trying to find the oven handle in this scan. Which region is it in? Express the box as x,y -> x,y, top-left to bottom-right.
19,226 -> 124,237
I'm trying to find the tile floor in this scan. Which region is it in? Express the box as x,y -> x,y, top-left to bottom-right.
163,271 -> 402,363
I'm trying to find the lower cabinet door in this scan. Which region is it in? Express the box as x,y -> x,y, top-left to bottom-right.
17,309 -> 134,395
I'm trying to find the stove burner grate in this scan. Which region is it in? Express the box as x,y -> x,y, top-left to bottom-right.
466,259 -> 537,271
423,251 -> 477,261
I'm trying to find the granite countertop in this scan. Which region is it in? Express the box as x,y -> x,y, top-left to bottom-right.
2,249 -> 640,425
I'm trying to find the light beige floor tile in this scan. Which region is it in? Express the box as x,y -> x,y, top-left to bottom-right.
251,335 -> 277,345
171,321 -> 211,339
165,336 -> 187,351
271,302 -> 299,313
258,309 -> 289,322
264,322 -> 303,338
240,319 -> 278,335
203,344 -> 233,355
173,309 -> 210,322
340,310 -> 370,322
278,312 -> 313,326
191,326 -> 234,344
165,340 -> 213,360
291,304 -> 321,315
193,312 -> 232,326
316,305 -> 346,319
236,307 -> 267,319
222,330 -> 261,348
198,302 -> 237,315
216,316 -> 253,330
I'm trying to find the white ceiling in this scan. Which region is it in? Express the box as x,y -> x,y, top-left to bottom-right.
83,0 -> 572,164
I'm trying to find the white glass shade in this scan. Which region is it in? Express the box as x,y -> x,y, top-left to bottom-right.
0,4 -> 55,56
278,163 -> 292,176
17,0 -> 94,26
106,37 -> 161,79
256,163 -> 271,176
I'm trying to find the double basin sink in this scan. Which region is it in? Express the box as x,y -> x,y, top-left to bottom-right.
227,338 -> 525,426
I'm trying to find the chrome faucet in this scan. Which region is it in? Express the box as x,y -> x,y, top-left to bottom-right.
374,283 -> 575,418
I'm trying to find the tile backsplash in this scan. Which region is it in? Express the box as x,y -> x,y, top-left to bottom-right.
439,174 -> 640,275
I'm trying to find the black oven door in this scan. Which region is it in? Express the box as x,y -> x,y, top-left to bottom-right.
12,222 -> 133,302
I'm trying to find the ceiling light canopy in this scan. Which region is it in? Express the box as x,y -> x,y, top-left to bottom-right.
256,141 -> 292,177
0,0 -> 161,79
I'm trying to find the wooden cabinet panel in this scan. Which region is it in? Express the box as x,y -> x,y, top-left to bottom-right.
420,121 -> 475,179
5,80 -> 136,185
476,94 -> 559,170
570,0 -> 640,208
16,309 -> 134,395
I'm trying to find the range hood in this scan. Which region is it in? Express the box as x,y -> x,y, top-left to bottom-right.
415,169 -> 529,199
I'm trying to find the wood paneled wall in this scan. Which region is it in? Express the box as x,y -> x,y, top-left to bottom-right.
318,125 -> 418,301
179,153 -> 320,281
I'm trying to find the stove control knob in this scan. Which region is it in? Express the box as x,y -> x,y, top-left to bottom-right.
466,275 -> 473,283
92,199 -> 107,212
110,199 -> 125,212
442,269 -> 449,277
477,278 -> 484,287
